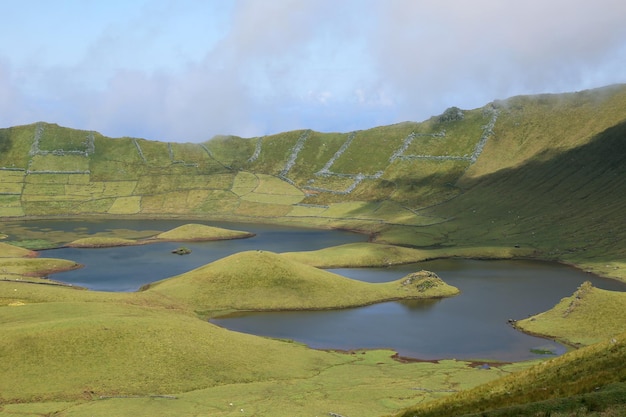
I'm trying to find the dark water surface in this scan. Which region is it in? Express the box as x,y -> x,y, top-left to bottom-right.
30,219 -> 626,362
36,219 -> 366,291
214,260 -> 626,361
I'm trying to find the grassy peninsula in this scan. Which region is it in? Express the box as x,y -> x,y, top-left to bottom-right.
143,250 -> 458,315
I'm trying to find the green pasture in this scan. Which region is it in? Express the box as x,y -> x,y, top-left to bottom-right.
0,124 -> 35,168
245,130 -> 304,174
203,134 -> 256,169
28,154 -> 89,172
36,123 -> 93,152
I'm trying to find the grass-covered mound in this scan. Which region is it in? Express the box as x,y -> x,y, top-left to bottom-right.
282,242 -> 535,268
150,223 -> 254,241
393,332 -> 626,417
0,241 -> 80,284
0,257 -> 80,278
515,281 -> 626,347
63,223 -> 254,248
0,241 -> 80,285
66,236 -> 140,248
282,242 -> 428,267
0,242 -> 37,257
143,250 -> 459,314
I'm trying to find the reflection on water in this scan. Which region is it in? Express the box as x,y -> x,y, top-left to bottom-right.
24,219 -> 626,361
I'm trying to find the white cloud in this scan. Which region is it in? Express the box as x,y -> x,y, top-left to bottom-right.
0,0 -> 624,141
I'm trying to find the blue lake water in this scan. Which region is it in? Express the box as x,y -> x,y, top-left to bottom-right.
31,219 -> 626,361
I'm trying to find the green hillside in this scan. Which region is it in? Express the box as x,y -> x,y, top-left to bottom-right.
1,84 -> 626,416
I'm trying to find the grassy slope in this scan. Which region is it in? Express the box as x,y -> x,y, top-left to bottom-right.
0,242 -> 36,258
149,223 -> 254,241
0,284 -> 345,403
393,332 -> 626,417
143,250 -> 459,314
516,282 -> 626,347
282,242 -> 535,268
373,85 -> 626,277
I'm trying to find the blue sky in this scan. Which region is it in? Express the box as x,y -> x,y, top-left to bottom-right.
1,0 -> 625,142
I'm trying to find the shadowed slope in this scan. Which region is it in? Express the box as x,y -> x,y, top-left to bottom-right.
435,120 -> 626,259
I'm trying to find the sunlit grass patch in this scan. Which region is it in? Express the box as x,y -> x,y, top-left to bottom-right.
282,242 -> 428,267
255,173 -> 303,195
67,237 -> 139,248
66,173 -> 91,184
0,195 -> 24,217
0,293 -> 346,404
234,200 -> 292,217
231,171 -> 258,195
151,223 -> 253,241
107,196 -> 142,214
516,282 -> 626,346
203,134 -> 257,168
0,170 -> 26,193
168,142 -> 219,171
76,197 -> 116,214
0,242 -> 36,257
204,172 -> 235,189
0,257 -> 80,277
240,192 -> 303,205
193,190 -> 240,213
306,174 -> 356,193
39,351 -> 524,417
37,123 -> 93,152
64,182 -> 105,196
319,201 -> 375,218
28,154 -> 89,172
99,180 -> 137,196
287,204 -> 328,217
0,125 -> 36,168
330,125 -> 410,174
405,108 -> 488,157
